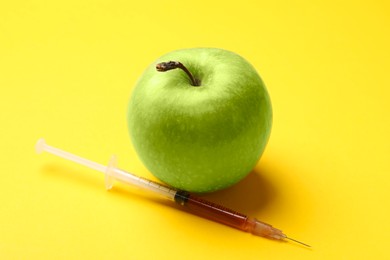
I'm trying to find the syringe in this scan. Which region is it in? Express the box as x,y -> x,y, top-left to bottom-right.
35,138 -> 310,247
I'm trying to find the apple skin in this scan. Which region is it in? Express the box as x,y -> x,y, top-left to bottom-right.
128,48 -> 272,193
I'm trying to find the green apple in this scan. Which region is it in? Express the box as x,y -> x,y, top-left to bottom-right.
127,48 -> 272,193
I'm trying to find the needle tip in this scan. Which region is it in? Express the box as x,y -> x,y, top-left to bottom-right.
285,236 -> 311,248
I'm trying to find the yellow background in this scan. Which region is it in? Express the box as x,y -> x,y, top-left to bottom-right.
1,0 -> 389,259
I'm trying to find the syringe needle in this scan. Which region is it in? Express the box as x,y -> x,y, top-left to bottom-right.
285,236 -> 311,247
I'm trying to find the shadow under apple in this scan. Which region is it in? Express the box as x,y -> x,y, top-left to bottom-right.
197,167 -> 278,217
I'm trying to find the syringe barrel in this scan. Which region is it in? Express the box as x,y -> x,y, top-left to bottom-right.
110,168 -> 177,201
173,191 -> 286,239
174,191 -> 249,230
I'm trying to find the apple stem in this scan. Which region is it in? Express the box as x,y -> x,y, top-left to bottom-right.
156,61 -> 200,86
